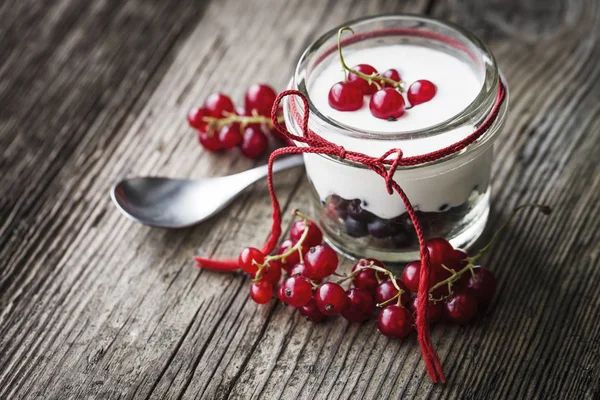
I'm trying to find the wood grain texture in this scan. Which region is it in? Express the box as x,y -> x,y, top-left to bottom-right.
1,0 -> 599,399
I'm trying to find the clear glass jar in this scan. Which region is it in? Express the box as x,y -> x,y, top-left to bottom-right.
283,15 -> 508,263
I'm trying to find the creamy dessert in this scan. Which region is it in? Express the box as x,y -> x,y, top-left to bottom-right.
284,16 -> 507,261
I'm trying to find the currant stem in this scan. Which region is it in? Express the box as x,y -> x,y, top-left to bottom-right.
378,292 -> 400,308
202,111 -> 285,135
429,263 -> 474,292
262,210 -> 311,268
351,261 -> 406,307
337,26 -> 404,91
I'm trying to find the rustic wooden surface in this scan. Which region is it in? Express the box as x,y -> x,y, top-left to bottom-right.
1,0 -> 599,398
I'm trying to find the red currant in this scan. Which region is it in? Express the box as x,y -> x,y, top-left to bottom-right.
204,93 -> 235,118
351,259 -> 379,293
328,81 -> 364,111
250,281 -> 273,304
197,130 -> 221,152
341,288 -> 374,323
426,238 -> 455,267
375,280 -> 410,306
290,219 -> 323,248
299,298 -> 327,322
289,263 -> 307,276
187,107 -> 209,131
377,305 -> 413,339
260,261 -> 282,285
445,292 -> 478,324
304,245 -> 338,280
409,296 -> 444,324
278,276 -> 313,307
289,263 -> 322,284
402,261 -> 421,292
277,284 -> 286,302
217,124 -> 242,149
238,247 -> 265,275
407,80 -> 437,106
446,249 -> 468,271
381,69 -> 401,88
348,64 -> 378,94
465,267 -> 497,305
369,88 -> 405,120
277,239 -> 305,269
315,282 -> 348,316
240,126 -> 268,159
447,249 -> 470,289
244,84 -> 277,117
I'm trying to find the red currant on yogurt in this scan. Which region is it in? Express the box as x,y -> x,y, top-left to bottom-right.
407,80 -> 437,106
369,88 -> 405,120
377,305 -> 413,339
381,69 -> 401,88
244,84 -> 277,116
204,93 -> 235,118
348,64 -> 379,94
240,126 -> 268,159
315,282 -> 348,316
328,81 -> 363,111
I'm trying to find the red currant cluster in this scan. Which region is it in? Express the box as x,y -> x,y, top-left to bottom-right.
401,238 -> 497,325
237,211 -> 497,340
328,27 -> 437,120
187,84 -> 288,158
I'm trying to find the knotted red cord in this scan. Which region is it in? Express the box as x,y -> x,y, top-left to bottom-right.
196,79 -> 506,383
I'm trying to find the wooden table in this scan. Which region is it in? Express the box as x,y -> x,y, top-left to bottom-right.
1,0 -> 599,398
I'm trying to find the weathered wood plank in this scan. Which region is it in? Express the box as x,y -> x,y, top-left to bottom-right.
1,0 -> 599,399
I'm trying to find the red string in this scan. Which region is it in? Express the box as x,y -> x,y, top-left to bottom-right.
195,80 -> 506,383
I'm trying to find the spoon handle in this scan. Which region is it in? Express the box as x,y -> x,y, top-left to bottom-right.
228,155 -> 305,185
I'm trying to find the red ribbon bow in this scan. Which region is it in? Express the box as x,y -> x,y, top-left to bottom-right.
196,80 -> 507,383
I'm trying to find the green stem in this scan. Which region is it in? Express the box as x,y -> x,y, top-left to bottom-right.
263,209 -> 310,267
429,203 -> 551,294
203,112 -> 285,135
337,27 -> 404,91
348,260 -> 407,308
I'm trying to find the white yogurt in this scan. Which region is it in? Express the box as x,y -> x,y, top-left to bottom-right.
292,44 -> 490,219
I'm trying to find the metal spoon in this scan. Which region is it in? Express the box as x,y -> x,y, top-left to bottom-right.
111,155 -> 304,228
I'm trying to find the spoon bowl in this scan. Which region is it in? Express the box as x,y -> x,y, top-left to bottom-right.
111,155 -> 304,228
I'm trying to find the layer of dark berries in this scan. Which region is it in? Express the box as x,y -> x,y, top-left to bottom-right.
324,193 -> 482,249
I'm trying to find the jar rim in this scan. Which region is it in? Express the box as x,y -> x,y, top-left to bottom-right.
289,13 -> 501,142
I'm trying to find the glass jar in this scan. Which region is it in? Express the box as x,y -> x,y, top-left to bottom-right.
283,15 -> 508,263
